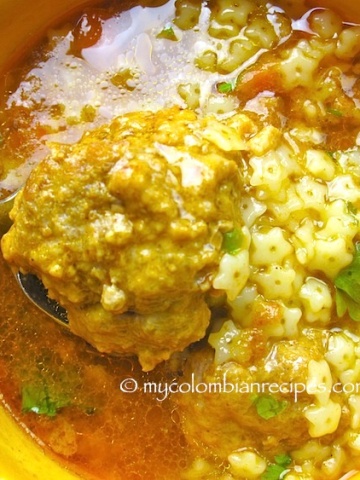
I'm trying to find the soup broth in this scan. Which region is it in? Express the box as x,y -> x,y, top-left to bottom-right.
0,254 -> 190,479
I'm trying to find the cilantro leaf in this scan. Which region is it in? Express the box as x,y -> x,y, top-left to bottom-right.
327,108 -> 343,117
335,243 -> 360,321
274,454 -> 291,467
222,228 -> 243,254
261,453 -> 292,480
252,394 -> 288,420
326,151 -> 335,160
335,289 -> 360,321
157,25 -> 177,41
347,202 -> 358,215
217,81 -> 234,94
22,382 -> 71,417
261,464 -> 286,480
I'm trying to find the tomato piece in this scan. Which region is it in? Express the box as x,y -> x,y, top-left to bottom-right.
235,67 -> 284,104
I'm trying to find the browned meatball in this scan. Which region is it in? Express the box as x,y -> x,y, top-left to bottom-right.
1,107 -> 245,370
175,325 -> 349,460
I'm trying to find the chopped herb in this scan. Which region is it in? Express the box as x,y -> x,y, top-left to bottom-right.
80,104 -> 97,122
217,81 -> 234,94
222,228 -> 243,254
347,201 -> 358,215
252,394 -> 288,420
22,382 -> 71,417
261,464 -> 286,480
157,25 -> 177,41
273,454 -> 291,467
335,243 -> 360,321
336,288 -> 360,321
111,68 -> 136,91
261,453 -> 292,480
326,151 -> 336,160
327,108 -> 343,117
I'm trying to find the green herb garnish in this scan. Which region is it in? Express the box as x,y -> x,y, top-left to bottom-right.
22,382 -> 71,417
273,454 -> 291,467
347,201 -> 358,215
111,68 -> 136,91
335,243 -> 360,321
327,108 -> 343,117
222,228 -> 243,254
262,464 -> 286,480
252,394 -> 288,420
80,104 -> 97,122
157,25 -> 177,41
261,454 -> 292,480
217,81 -> 234,94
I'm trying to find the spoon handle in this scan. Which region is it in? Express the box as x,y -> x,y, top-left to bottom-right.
0,190 -> 19,236
15,272 -> 69,326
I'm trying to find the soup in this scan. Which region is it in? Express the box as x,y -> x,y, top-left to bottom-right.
2,0 -> 360,478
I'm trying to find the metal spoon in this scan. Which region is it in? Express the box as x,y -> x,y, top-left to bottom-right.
0,190 -> 18,236
15,272 -> 69,326
0,192 -> 69,326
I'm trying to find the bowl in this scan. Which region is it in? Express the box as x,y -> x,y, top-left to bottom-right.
0,2 -> 100,476
0,1 -> 88,477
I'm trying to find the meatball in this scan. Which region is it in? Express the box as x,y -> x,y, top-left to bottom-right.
1,107 -> 245,370
175,324 -> 349,460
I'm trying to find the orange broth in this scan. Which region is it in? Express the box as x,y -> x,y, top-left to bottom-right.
0,254 -> 189,479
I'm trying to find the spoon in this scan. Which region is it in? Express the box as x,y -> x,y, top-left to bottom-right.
0,192 -> 69,326
15,272 -> 69,326
0,190 -> 18,236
